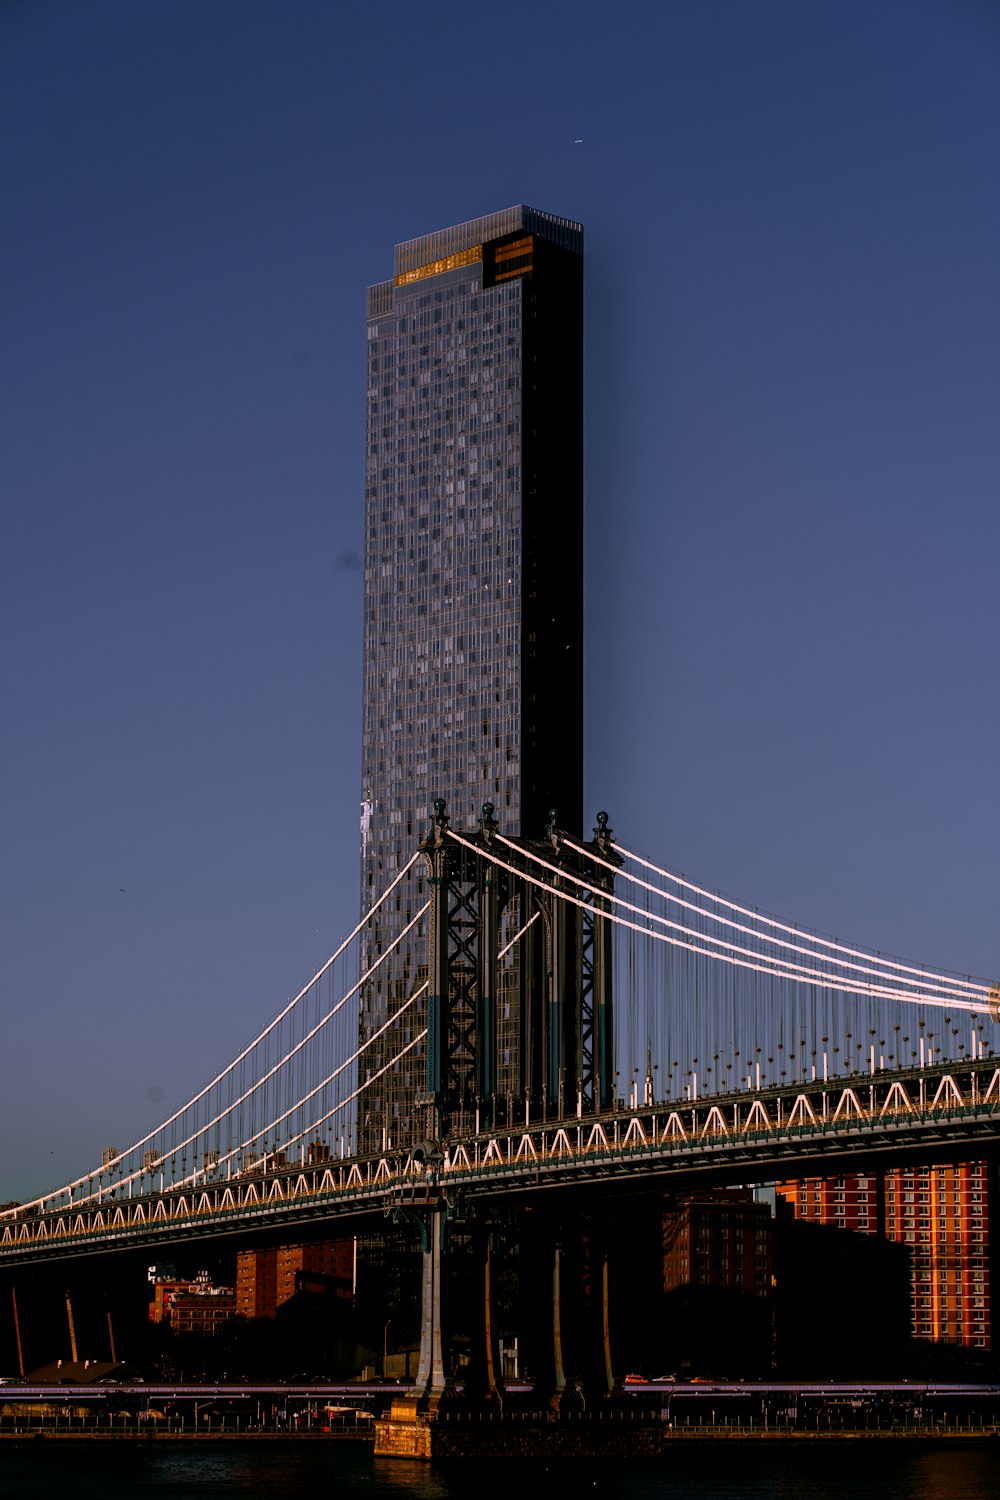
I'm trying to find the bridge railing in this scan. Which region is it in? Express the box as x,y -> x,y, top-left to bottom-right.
3,1056 -> 998,1262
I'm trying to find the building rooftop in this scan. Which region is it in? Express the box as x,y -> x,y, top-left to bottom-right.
392,204 -> 582,277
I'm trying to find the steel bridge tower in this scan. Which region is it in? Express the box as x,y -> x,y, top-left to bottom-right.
416,800 -> 622,1144
392,801 -> 623,1414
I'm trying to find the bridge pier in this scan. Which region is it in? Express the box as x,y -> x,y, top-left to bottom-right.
519,1213 -> 618,1408
548,1240 -> 568,1409
411,1206 -> 448,1408
464,1223 -> 502,1404
375,1202 -> 449,1460
518,1219 -> 568,1410
398,1206 -> 614,1417
583,1230 -> 614,1402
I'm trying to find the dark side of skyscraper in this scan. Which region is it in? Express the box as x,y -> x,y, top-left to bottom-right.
360,206 -> 583,1151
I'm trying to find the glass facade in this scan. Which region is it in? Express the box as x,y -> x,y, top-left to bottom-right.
359,206 -> 583,1150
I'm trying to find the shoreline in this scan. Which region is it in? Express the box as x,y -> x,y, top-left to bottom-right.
3,1426 -> 998,1452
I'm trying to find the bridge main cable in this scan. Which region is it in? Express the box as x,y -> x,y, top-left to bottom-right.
173,989 -> 432,1185
166,940 -> 429,1189
604,837 -> 991,999
2,855 -> 423,1218
445,829 -> 989,1013
556,835 -> 994,1008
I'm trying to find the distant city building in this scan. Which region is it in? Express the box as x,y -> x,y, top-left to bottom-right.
776,1161 -> 993,1364
235,1248 -> 277,1322
149,1270 -> 234,1336
147,1261 -> 177,1284
169,1287 -> 235,1337
660,1189 -> 774,1376
236,1240 -> 354,1321
663,1188 -> 773,1297
359,206 -> 584,1149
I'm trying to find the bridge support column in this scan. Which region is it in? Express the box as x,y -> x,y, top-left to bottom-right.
549,1241 -> 567,1409
520,1208 -> 571,1409
523,1229 -> 567,1410
585,1235 -> 614,1400
412,1208 -> 447,1408
465,1224 -> 501,1403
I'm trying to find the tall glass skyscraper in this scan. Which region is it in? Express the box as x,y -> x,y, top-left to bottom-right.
360,206 -> 583,1149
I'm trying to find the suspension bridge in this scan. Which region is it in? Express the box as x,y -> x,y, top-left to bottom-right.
2,804 -> 998,1405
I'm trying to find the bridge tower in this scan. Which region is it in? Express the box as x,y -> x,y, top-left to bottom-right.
417,799 -> 621,1142
403,800 -> 622,1412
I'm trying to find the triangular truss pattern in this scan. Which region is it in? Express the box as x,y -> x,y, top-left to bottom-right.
701,1106 -> 729,1139
932,1075 -> 964,1108
660,1111 -> 688,1144
832,1088 -> 868,1124
787,1095 -> 819,1128
742,1099 -> 773,1133
879,1082 -> 916,1117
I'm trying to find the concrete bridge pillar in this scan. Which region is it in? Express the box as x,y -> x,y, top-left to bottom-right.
584,1233 -> 614,1400
464,1223 -> 502,1403
548,1240 -> 568,1408
522,1226 -> 568,1409
412,1208 -> 447,1406
520,1216 -> 617,1407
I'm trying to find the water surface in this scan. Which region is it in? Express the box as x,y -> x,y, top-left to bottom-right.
2,1440 -> 997,1499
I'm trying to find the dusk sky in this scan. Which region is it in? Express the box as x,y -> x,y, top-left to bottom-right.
2,1 -> 998,1202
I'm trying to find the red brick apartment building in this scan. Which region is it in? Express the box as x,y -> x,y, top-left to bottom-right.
235,1239 -> 354,1320
776,1161 -> 991,1354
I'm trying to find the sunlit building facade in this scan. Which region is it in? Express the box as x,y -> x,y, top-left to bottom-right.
776,1162 -> 993,1362
236,1240 -> 354,1321
359,206 -> 584,1150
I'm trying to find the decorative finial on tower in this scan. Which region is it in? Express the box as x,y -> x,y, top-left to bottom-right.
546,807 -> 560,847
583,808 -> 622,880
479,801 -> 498,842
419,799 -> 450,854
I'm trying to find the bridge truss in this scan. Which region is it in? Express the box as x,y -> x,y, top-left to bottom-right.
3,1054 -> 999,1265
2,804 -> 998,1251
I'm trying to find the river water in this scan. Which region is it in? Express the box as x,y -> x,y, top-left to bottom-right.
2,1442 -> 998,1500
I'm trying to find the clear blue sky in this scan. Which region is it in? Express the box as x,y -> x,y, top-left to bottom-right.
2,0 -> 998,1202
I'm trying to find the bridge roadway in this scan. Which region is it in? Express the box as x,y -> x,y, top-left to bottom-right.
3,1058 -> 998,1266
4,1379 -> 1000,1405
0,1382 -> 375,1406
